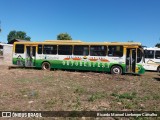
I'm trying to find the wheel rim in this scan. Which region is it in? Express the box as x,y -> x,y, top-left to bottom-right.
43,63 -> 50,70
113,67 -> 121,74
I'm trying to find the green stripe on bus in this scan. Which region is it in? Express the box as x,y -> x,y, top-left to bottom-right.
12,58 -> 145,74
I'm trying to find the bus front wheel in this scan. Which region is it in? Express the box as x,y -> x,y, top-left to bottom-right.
42,62 -> 51,70
111,66 -> 122,75
157,66 -> 160,73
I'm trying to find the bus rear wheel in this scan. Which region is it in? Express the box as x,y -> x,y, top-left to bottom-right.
42,62 -> 51,70
111,66 -> 122,75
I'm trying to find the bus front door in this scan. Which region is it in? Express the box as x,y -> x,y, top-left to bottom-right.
25,46 -> 36,67
126,48 -> 136,73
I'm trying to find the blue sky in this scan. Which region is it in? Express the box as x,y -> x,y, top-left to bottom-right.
0,0 -> 160,47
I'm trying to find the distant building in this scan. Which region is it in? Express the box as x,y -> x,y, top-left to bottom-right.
8,39 -> 29,44
0,43 -> 13,65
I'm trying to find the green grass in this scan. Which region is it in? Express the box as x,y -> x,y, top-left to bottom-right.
44,98 -> 57,109
152,94 -> 160,100
122,99 -> 137,109
141,96 -> 151,101
19,89 -> 39,99
111,92 -> 137,100
16,77 -> 40,84
74,86 -> 86,95
110,92 -> 138,109
73,97 -> 81,110
88,92 -> 106,102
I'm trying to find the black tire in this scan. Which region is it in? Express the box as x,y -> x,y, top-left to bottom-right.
42,62 -> 51,70
111,66 -> 122,75
157,66 -> 160,73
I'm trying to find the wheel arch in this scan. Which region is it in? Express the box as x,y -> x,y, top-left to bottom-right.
110,64 -> 124,74
41,61 -> 51,70
41,61 -> 51,66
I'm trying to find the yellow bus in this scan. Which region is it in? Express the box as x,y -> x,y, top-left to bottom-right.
12,40 -> 145,75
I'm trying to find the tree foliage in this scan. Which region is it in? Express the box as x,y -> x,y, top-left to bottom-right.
57,33 -> 72,40
7,30 -> 31,43
155,43 -> 160,48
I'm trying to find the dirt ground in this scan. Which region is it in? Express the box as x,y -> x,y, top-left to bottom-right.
0,65 -> 160,119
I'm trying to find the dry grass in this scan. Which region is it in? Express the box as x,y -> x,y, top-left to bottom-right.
0,65 -> 160,119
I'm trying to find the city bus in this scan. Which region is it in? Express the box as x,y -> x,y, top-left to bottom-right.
143,47 -> 160,72
12,40 -> 145,75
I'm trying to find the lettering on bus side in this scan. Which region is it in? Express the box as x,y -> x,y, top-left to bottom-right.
62,61 -> 109,68
38,55 -> 59,60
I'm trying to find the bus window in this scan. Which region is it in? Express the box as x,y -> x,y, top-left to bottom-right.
43,45 -> 57,54
137,48 -> 142,63
15,44 -> 24,53
58,45 -> 72,55
90,45 -> 107,56
108,46 -> 123,57
32,47 -> 36,57
38,45 -> 42,54
144,50 -> 154,58
73,45 -> 89,56
155,50 -> 160,59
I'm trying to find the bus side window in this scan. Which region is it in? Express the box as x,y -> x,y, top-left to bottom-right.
32,47 -> 36,57
144,50 -> 154,58
58,45 -> 72,55
90,45 -> 107,56
108,46 -> 123,57
155,50 -> 160,59
43,45 -> 57,54
15,44 -> 24,53
73,45 -> 89,56
38,45 -> 42,54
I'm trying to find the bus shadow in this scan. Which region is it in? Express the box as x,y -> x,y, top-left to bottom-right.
125,73 -> 141,76
8,66 -> 142,76
55,69 -> 108,74
145,70 -> 157,72
154,77 -> 160,81
8,65 -> 37,70
51,69 -> 140,76
153,73 -> 160,81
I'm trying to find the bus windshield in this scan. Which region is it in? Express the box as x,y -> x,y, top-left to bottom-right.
137,48 -> 144,63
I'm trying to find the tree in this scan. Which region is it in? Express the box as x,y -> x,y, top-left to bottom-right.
7,30 -> 31,43
57,33 -> 72,40
155,43 -> 160,48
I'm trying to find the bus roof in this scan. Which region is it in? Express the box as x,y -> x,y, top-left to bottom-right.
45,40 -> 82,43
14,40 -> 142,46
143,47 -> 160,50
